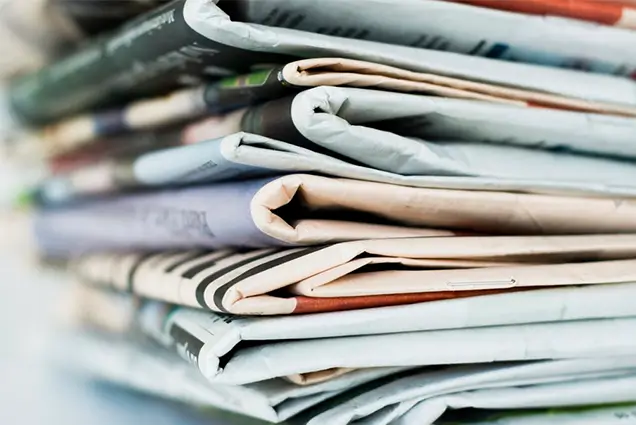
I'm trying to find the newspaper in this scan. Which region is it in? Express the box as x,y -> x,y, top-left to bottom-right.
35,131 -> 636,206
235,86 -> 636,161
68,288 -> 636,385
69,235 -> 636,314
185,318 -> 636,384
37,175 -> 471,256
10,0 -> 636,124
72,282 -> 636,374
234,0 -> 636,76
73,281 -> 636,354
0,0 -> 170,79
68,332 -> 635,424
444,0 -> 636,29
435,405 -> 636,425
33,86 -> 636,204
391,377 -> 636,425
49,0 -> 173,36
33,55 -> 636,159
275,58 -> 636,117
307,371 -> 636,425
68,331 -> 402,423
35,173 -> 636,256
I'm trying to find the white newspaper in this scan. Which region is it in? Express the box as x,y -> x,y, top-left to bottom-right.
73,282 -> 636,385
135,312 -> 636,385
38,84 -> 636,203
68,332 -> 402,423
182,0 -> 636,105
121,131 -> 636,200
68,331 -> 636,424
260,87 -> 636,162
306,359 -> 636,425
73,282 -> 636,363
127,83 -> 636,198
235,0 -> 636,77
392,377 -> 636,425
331,377 -> 636,425
15,0 -> 636,125
148,281 -> 636,341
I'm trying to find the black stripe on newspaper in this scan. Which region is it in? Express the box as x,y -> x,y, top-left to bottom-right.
194,250 -> 281,310
211,245 -> 330,312
181,251 -> 243,279
164,251 -> 208,273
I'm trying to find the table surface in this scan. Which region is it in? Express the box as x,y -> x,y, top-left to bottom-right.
0,211 -> 226,425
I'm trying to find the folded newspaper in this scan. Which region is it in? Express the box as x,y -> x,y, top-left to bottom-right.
191,317 -> 636,385
229,86 -> 636,161
69,331 -> 636,424
10,0 -> 636,124
21,1 -> 636,424
34,129 -> 636,206
66,279 -> 636,384
32,55 -> 636,158
233,0 -> 636,76
32,86 -> 636,204
305,368 -> 636,425
70,281 -> 636,383
35,173 -> 636,256
49,0 -> 173,37
35,84 -> 636,203
74,281 -> 636,342
68,332 -> 404,423
70,235 -> 636,315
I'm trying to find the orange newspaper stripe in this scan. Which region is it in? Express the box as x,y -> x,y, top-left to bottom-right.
452,0 -> 625,26
292,288 -> 529,314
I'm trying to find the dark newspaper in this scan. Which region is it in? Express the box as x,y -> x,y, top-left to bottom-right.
9,0 -> 294,125
51,0 -> 174,36
12,0 -> 636,125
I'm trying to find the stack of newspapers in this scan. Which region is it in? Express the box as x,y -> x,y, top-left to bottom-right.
9,0 -> 636,424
